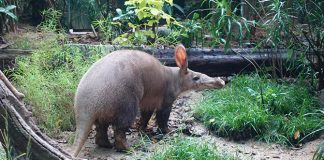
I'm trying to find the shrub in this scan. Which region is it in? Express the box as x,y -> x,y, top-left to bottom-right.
113,0 -> 179,45
38,8 -> 62,32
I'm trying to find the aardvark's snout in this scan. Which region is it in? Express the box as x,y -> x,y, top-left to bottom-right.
214,77 -> 225,89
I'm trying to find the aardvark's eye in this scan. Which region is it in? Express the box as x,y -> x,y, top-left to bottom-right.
193,76 -> 200,81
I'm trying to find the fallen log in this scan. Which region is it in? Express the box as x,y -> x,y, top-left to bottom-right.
144,48 -> 287,76
0,45 -> 288,76
0,49 -> 32,59
0,73 -> 72,159
74,45 -> 288,76
0,49 -> 33,71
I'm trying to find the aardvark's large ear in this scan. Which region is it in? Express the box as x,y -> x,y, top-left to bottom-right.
175,44 -> 188,73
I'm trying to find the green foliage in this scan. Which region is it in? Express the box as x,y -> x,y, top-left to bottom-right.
125,0 -> 174,24
256,0 -> 324,90
288,0 -> 324,90
195,75 -> 323,146
113,0 -> 179,45
150,137 -> 236,160
12,34 -> 103,135
164,13 -> 203,47
0,1 -> 17,34
0,5 -> 17,20
38,8 -> 62,32
260,0 -> 291,48
93,15 -> 120,42
203,0 -> 255,50
113,29 -> 155,46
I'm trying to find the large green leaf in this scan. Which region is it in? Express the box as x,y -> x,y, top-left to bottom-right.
0,5 -> 17,20
150,8 -> 159,16
5,5 -> 16,11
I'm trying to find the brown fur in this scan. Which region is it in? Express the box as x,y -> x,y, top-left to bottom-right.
72,45 -> 225,157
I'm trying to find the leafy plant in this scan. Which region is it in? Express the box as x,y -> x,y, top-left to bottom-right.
153,17 -> 199,47
93,14 -> 119,42
203,0 -> 255,50
288,0 -> 324,90
256,0 -> 324,90
0,3 -> 17,34
260,0 -> 291,48
0,5 -> 16,19
38,8 -> 62,32
113,0 -> 179,45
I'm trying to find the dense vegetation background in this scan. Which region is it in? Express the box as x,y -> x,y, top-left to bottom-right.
0,0 -> 323,159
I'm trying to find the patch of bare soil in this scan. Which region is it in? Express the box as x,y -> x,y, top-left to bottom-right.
57,91 -> 323,160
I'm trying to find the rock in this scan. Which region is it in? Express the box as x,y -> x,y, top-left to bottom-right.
184,107 -> 191,112
184,117 -> 195,123
190,124 -> 208,136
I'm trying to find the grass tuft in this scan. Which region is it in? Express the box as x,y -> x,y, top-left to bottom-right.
150,136 -> 236,160
195,74 -> 323,146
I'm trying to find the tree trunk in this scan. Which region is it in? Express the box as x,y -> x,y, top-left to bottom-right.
0,71 -> 72,160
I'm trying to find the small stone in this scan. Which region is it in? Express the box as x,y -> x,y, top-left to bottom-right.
56,139 -> 67,143
184,107 -> 191,112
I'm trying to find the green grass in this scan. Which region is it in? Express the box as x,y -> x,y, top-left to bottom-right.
149,136 -> 236,160
195,74 -> 323,146
12,34 -> 104,136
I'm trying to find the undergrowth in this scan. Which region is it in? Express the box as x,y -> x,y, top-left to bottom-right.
12,34 -> 104,136
150,136 -> 236,160
195,74 -> 323,146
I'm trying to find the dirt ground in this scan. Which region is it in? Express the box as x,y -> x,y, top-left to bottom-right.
57,91 -> 323,160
